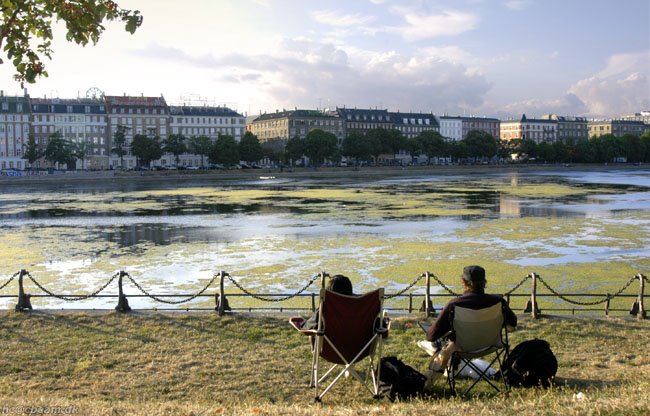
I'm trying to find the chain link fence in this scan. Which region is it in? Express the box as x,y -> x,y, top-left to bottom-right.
1,269 -> 646,318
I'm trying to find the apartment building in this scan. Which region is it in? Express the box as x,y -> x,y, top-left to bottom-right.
0,92 -> 30,170
588,119 -> 646,138
169,105 -> 245,141
168,105 -> 246,167
541,114 -> 588,143
31,97 -> 109,169
500,114 -> 558,144
390,112 -> 439,139
438,116 -> 463,141
249,109 -> 344,145
461,116 -> 500,140
335,108 -> 393,137
105,95 -> 169,169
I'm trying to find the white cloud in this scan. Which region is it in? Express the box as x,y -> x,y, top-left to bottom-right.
499,93 -> 588,118
388,9 -> 479,41
133,39 -> 491,113
568,52 -> 650,117
504,0 -> 533,11
312,10 -> 375,27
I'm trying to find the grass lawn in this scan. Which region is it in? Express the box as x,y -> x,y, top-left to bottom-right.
0,311 -> 648,415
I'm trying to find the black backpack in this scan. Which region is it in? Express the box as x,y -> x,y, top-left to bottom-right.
378,356 -> 427,401
500,339 -> 557,388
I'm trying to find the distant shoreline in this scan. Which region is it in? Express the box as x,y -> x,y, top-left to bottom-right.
1,163 -> 648,186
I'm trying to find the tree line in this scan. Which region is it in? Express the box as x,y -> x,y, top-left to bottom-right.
22,126 -> 650,170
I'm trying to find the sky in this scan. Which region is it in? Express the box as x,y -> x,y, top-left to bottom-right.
1,0 -> 648,119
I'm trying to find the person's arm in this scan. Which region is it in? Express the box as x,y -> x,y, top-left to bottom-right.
502,299 -> 517,328
426,304 -> 452,342
304,309 -> 319,330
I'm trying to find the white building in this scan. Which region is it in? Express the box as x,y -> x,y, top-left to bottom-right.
0,92 -> 30,170
437,116 -> 463,141
30,97 -> 109,169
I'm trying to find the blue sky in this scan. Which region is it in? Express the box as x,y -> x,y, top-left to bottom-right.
1,0 -> 648,118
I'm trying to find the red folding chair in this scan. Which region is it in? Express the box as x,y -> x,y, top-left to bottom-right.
293,288 -> 388,401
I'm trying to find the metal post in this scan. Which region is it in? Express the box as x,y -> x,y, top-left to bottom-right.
524,272 -> 541,318
15,269 -> 32,312
423,272 -> 433,317
311,293 -> 316,312
115,271 -> 131,313
408,293 -> 413,314
217,271 -> 230,316
605,296 -> 610,316
320,271 -> 328,289
637,274 -> 646,320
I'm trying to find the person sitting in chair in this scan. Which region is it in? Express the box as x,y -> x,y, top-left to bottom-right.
290,274 -> 354,331
304,274 -> 353,330
418,265 -> 517,381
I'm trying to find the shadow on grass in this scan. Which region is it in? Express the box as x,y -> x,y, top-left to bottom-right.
18,311 -> 158,344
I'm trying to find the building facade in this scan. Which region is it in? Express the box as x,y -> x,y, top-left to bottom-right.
500,114 -> 558,144
460,116 -> 500,141
30,97 -> 109,169
389,112 -> 439,139
541,114 -> 588,143
335,108 -> 393,137
0,92 -> 30,170
249,109 -> 344,145
588,119 -> 646,138
105,95 -> 169,169
168,105 -> 245,167
437,116 -> 463,141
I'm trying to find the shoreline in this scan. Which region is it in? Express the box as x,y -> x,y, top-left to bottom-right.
1,163 -> 648,186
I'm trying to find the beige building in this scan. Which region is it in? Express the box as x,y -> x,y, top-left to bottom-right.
249,109 -> 344,146
500,114 -> 557,144
105,95 -> 169,169
588,119 -> 645,138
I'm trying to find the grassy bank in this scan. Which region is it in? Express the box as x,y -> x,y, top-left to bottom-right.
0,312 -> 648,415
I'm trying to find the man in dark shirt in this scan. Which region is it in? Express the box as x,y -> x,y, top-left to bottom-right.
421,265 -> 517,382
426,265 -> 517,343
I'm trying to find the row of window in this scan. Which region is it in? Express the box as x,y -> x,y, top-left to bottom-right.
111,107 -> 165,115
173,117 -> 244,125
32,115 -> 106,123
0,115 -> 29,122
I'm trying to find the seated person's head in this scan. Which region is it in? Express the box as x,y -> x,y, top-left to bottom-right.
461,265 -> 486,294
327,274 -> 353,295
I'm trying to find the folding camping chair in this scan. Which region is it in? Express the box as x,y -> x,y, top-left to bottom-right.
293,288 -> 388,402
446,302 -> 510,397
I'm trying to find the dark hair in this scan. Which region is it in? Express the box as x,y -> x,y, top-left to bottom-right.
461,265 -> 486,293
327,274 -> 353,295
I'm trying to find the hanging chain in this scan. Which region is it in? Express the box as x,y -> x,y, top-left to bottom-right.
643,274 -> 649,284
27,272 -> 119,301
0,272 -> 19,291
226,273 -> 320,302
537,275 -> 638,306
384,274 -> 425,299
124,272 -> 219,305
427,272 -> 461,296
504,275 -> 532,296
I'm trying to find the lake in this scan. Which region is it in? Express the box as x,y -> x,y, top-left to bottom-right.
1,167 -> 649,311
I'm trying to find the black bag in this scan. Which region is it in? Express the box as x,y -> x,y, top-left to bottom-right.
500,339 -> 557,387
378,356 -> 427,401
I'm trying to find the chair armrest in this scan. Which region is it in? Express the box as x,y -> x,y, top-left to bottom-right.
289,316 -> 306,331
298,329 -> 321,336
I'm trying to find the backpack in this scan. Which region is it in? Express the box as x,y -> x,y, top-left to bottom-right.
378,356 -> 427,401
500,339 -> 557,388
